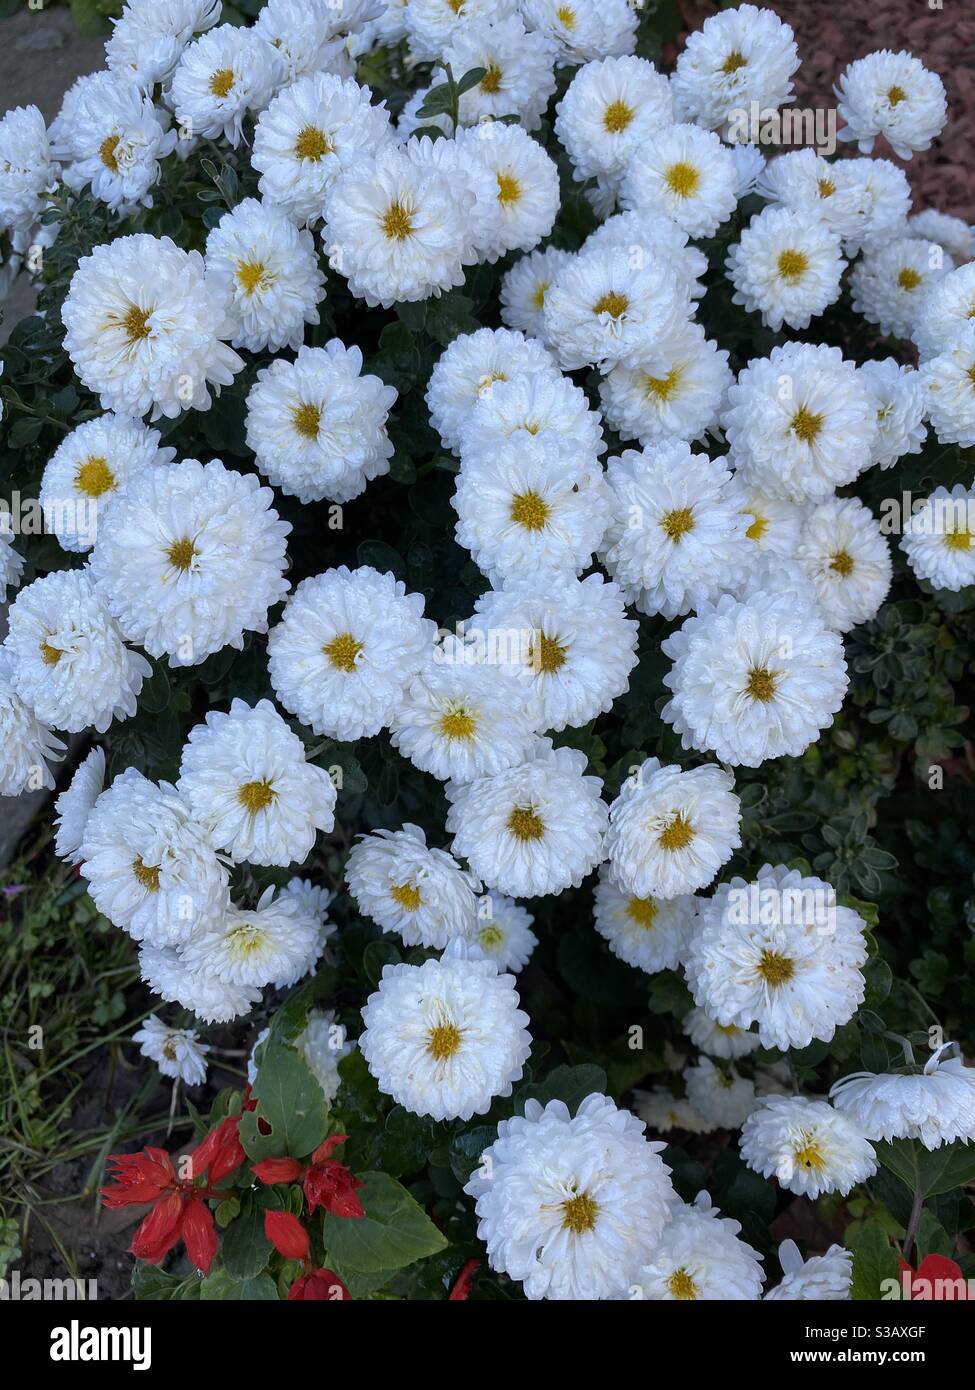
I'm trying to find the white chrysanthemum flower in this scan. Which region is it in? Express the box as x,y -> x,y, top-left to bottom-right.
453,434 -> 611,587
293,1008 -> 353,1104
346,823 -> 479,949
622,124 -> 738,239
836,49 -> 947,159
726,206 -> 845,332
683,1007 -> 761,1061
468,574 -> 637,734
830,1044 -> 975,1150
584,209 -> 709,304
105,0 -> 222,90
0,650 -> 66,796
170,24 -> 282,147
459,370 -> 605,467
598,322 -> 732,449
268,565 -> 435,741
841,157 -> 912,254
662,590 -> 848,767
469,893 -> 537,973
390,638 -> 540,784
728,483 -> 804,572
90,458 -> 290,668
54,746 -> 106,865
177,699 -> 336,868
554,55 -> 673,181
858,358 -> 927,469
466,1091 -> 674,1301
522,0 -> 637,64
919,325 -> 975,447
723,342 -> 878,503
139,942 -> 260,1024
764,1241 -> 853,1302
913,261 -> 975,359
180,884 -> 322,990
252,73 -> 392,228
600,440 -> 749,620
850,235 -> 952,341
685,864 -> 868,1051
39,414 -> 175,555
542,245 -> 690,373
684,1057 -> 757,1130
0,104 -> 56,236
444,16 -> 557,131
0,514 -> 24,599
900,481 -> 975,590
3,569 -> 150,735
61,234 -> 243,421
908,209 -> 975,265
756,148 -> 870,243
54,73 -> 176,214
454,122 -> 560,261
404,132 -> 505,265
740,1095 -> 877,1199
245,341 -> 396,506
632,1088 -> 712,1136
795,497 -> 892,633
499,245 -> 574,339
426,326 -> 556,454
672,3 -> 799,130
253,0 -> 358,83
80,768 -> 229,946
322,143 -> 473,308
132,1014 -> 210,1085
606,758 -> 741,902
360,943 -> 531,1121
402,0 -> 517,61
203,198 -> 324,353
634,1193 -> 764,1301
592,866 -> 699,975
446,740 -> 608,898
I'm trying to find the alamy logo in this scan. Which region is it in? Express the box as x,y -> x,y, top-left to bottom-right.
49,1320 -> 152,1371
0,1270 -> 97,1301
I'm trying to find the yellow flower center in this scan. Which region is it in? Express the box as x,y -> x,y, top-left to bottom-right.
133,857 -> 160,892
323,631 -> 363,673
777,249 -> 809,282
291,401 -> 321,440
887,85 -> 907,106
745,511 -> 768,541
480,64 -> 503,95
209,68 -> 235,98
121,304 -> 152,343
745,666 -> 777,702
508,806 -> 544,842
626,897 -> 658,930
478,924 -> 504,950
530,280 -> 550,313
790,405 -> 824,444
794,1136 -> 826,1170
561,1191 -> 598,1234
556,5 -> 575,29
294,125 -> 331,161
236,259 -> 273,297
644,365 -> 683,402
75,455 -> 115,498
427,1021 -> 462,1060
237,779 -> 276,815
830,549 -> 855,577
603,99 -> 634,134
722,50 -> 747,74
39,640 -> 62,666
166,537 -> 196,572
757,949 -> 795,987
530,631 -> 566,674
496,171 -> 521,206
100,134 -> 120,171
661,507 -> 695,542
381,200 -> 414,240
390,881 -> 422,912
664,161 -> 700,199
658,813 -> 695,852
668,1267 -> 699,1300
898,266 -> 922,292
818,178 -> 836,198
593,290 -> 629,319
944,528 -> 972,551
509,490 -> 550,532
439,708 -> 477,741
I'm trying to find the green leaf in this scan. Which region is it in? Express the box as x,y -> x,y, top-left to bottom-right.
516,1063 -> 608,1115
239,1037 -> 328,1162
848,1219 -> 899,1300
200,1270 -> 278,1300
220,1196 -> 272,1280
322,1171 -> 448,1273
131,1263 -> 200,1301
455,66 -> 488,96
875,1137 -> 975,1199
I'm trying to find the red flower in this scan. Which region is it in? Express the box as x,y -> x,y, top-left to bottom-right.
189,1115 -> 246,1185
128,1190 -> 184,1265
265,1210 -> 310,1263
897,1255 -> 970,1300
448,1259 -> 481,1301
252,1134 -> 365,1220
288,1268 -> 351,1301
101,1148 -> 176,1208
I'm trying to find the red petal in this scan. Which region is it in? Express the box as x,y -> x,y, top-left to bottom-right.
288,1269 -> 351,1301
310,1134 -> 349,1165
129,1191 -> 184,1265
449,1259 -> 481,1301
182,1198 -> 218,1275
264,1209 -> 310,1263
252,1157 -> 305,1185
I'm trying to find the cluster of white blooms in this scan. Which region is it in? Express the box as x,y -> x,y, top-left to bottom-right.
3,0 -> 975,1305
